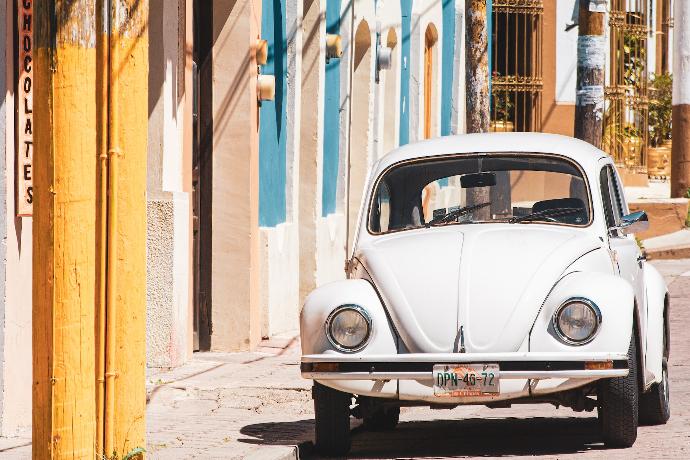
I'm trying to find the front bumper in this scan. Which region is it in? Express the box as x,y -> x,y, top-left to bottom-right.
301,352 -> 629,380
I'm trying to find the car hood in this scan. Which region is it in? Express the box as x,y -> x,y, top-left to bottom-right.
357,225 -> 603,353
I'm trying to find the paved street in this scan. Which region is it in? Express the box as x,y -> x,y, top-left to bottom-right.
1,259 -> 689,459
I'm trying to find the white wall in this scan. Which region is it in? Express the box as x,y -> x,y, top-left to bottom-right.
1,0 -> 32,435
556,0 -> 578,104
146,0 -> 192,367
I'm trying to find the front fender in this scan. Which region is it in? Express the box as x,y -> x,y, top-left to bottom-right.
643,261 -> 668,384
300,279 -> 398,356
529,271 -> 634,354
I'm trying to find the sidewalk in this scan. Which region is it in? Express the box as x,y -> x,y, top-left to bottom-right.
0,335 -> 316,460
145,335 -> 316,459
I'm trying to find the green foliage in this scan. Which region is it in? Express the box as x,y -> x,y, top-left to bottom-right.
648,73 -> 673,147
635,237 -> 645,250
103,447 -> 146,460
122,447 -> 146,460
623,34 -> 646,89
493,91 -> 513,121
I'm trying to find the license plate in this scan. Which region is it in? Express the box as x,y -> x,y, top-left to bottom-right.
433,364 -> 500,397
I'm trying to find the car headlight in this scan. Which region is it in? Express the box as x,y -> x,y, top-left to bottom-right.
553,298 -> 602,345
325,305 -> 372,352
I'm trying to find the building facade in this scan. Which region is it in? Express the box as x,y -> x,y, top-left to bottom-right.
0,0 -> 676,435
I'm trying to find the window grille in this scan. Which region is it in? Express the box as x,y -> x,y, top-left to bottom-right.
490,0 -> 544,133
604,0 -> 649,170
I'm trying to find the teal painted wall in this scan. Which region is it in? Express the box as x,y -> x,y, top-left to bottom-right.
322,0 -> 342,216
259,0 -> 288,227
441,0 -> 455,136
399,0 -> 412,145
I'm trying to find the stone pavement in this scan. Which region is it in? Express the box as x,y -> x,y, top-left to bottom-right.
1,259 -> 689,459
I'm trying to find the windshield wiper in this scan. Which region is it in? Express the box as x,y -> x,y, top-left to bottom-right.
426,202 -> 491,227
509,207 -> 581,224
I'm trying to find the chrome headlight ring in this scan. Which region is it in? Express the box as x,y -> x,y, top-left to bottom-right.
552,297 -> 602,346
324,304 -> 373,353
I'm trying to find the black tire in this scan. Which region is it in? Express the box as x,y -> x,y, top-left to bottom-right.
363,406 -> 400,431
639,337 -> 670,425
598,336 -> 639,448
313,382 -> 352,456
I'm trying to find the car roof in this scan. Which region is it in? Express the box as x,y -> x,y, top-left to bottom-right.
372,132 -> 610,178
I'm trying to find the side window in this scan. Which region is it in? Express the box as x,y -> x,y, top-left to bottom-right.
599,167 -> 616,229
370,182 -> 391,233
609,167 -> 628,216
607,166 -> 625,225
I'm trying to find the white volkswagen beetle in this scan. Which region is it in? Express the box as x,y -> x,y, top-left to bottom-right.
301,133 -> 670,455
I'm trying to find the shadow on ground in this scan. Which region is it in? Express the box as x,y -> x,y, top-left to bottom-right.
240,416 -> 612,458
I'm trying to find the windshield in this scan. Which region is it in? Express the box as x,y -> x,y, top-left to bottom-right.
368,154 -> 591,234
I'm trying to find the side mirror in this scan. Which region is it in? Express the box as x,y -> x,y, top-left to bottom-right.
616,210 -> 649,236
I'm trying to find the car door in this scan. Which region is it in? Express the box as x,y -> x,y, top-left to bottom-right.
599,163 -> 647,349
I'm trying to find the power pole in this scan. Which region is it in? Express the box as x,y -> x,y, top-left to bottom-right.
672,0 -> 690,197
33,0 -> 148,457
465,0 -> 492,218
465,0 -> 490,134
33,0 -> 98,457
574,0 -> 606,147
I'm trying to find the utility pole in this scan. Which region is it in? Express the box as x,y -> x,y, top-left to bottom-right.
33,1 -> 98,457
33,0 -> 148,457
465,0 -> 492,219
465,0 -> 490,134
672,0 -> 690,197
574,0 -> 606,147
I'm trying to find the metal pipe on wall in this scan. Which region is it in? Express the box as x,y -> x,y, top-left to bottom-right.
96,0 -> 109,451
104,0 -> 121,452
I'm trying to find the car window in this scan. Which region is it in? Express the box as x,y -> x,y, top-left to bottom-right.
368,154 -> 592,234
370,182 -> 391,233
600,165 -> 623,229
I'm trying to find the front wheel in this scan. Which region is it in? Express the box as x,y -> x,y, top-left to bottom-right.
597,336 -> 639,448
639,354 -> 670,425
313,382 -> 352,456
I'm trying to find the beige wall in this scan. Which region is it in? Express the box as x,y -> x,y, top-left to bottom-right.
541,0 -> 575,136
298,0 -> 323,305
210,0 -> 262,351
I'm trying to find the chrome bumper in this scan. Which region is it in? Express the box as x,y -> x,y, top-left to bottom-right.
301,352 -> 629,380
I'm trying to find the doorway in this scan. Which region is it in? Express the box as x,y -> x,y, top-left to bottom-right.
192,0 -> 213,351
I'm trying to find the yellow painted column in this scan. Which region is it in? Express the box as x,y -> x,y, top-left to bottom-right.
106,0 -> 148,455
33,1 -> 98,458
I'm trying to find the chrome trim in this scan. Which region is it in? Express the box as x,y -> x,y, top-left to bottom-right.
303,369 -> 628,381
552,297 -> 603,346
324,304 -> 373,353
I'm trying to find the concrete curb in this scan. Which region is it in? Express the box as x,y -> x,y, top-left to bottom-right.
645,245 -> 690,260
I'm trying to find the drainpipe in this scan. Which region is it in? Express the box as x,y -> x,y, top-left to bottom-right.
105,0 -> 121,454
96,0 -> 109,452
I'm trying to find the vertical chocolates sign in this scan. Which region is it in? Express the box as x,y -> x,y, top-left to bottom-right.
17,0 -> 33,216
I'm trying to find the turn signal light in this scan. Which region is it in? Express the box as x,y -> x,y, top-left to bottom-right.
585,360 -> 614,370
312,362 -> 340,372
